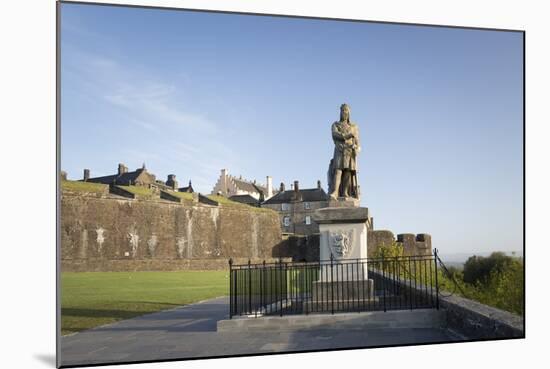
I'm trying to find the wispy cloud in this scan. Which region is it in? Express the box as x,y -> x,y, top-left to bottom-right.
62,43 -> 238,193
82,58 -> 219,135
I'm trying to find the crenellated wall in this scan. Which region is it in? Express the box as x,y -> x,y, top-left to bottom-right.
270,229 -> 431,262
367,230 -> 432,257
61,192 -> 284,271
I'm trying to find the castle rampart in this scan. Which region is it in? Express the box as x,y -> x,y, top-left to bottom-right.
61,190 -> 284,272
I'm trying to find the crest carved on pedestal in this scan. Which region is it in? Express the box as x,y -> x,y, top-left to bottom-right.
329,229 -> 354,258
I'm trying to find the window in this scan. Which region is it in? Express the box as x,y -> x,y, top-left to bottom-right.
283,216 -> 291,227
281,203 -> 290,211
305,216 -> 311,225
304,202 -> 311,210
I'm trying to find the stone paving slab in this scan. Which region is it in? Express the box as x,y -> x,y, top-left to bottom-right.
61,297 -> 465,367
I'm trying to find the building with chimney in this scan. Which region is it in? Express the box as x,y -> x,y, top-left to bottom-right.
81,163 -> 193,193
261,180 -> 329,235
211,169 -> 275,201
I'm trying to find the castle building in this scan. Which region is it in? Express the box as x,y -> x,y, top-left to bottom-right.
211,169 -> 275,201
178,180 -> 194,193
228,194 -> 262,207
261,180 -> 329,235
82,163 -> 192,193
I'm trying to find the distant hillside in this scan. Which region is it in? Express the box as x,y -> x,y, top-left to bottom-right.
440,261 -> 464,270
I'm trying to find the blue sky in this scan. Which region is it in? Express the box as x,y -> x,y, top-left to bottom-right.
60,3 -> 523,257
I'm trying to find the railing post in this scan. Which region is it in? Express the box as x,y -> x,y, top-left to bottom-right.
382,254 -> 387,312
248,259 -> 252,315
356,258 -> 360,313
279,258 -> 284,316
330,253 -> 335,315
262,260 -> 266,315
434,249 -> 440,310
254,263 -> 258,318
408,256 -> 413,310
229,258 -> 233,319
304,260 -> 309,315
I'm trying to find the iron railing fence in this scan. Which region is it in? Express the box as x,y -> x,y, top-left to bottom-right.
229,251 -> 440,318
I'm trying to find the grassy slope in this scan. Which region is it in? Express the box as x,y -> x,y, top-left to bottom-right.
61,271 -> 228,335
61,180 -> 107,194
207,195 -> 274,213
120,185 -> 156,198
165,190 -> 194,201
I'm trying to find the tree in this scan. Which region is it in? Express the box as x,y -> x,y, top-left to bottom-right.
463,252 -> 515,284
373,241 -> 404,259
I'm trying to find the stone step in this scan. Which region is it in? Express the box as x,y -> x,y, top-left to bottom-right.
303,297 -> 380,313
218,308 -> 447,332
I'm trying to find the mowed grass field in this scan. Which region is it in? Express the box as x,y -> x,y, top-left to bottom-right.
61,271 -> 229,335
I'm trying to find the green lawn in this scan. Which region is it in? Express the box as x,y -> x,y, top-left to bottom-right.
61,271 -> 229,335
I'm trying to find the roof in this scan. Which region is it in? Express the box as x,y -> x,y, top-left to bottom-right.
86,168 -> 147,186
179,185 -> 194,193
231,177 -> 267,195
229,194 -> 260,205
262,188 -> 329,205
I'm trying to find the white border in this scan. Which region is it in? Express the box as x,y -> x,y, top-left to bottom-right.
1,1 -> 547,368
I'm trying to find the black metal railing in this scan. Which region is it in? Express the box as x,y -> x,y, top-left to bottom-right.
229,251 -> 440,318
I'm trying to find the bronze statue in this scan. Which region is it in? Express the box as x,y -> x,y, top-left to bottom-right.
328,104 -> 360,199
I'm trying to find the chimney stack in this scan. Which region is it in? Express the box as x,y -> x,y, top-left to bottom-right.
294,180 -> 299,193
317,180 -> 322,189
266,176 -> 273,198
83,169 -> 90,182
280,182 -> 285,192
221,169 -> 228,195
118,163 -> 127,175
166,174 -> 178,190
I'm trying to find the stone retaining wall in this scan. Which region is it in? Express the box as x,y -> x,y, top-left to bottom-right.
61,193 -> 284,271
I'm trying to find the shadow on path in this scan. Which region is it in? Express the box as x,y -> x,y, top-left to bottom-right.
60,296 -> 463,367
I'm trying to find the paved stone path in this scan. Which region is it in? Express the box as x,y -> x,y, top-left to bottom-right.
61,297 -> 463,366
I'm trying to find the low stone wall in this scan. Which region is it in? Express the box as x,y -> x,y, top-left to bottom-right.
440,294 -> 524,339
371,270 -> 524,339
61,193 -> 284,271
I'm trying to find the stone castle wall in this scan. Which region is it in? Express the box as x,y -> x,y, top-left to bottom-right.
367,230 -> 432,257
270,230 -> 431,263
61,193 -> 284,272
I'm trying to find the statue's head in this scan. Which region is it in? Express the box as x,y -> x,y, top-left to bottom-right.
340,104 -> 350,123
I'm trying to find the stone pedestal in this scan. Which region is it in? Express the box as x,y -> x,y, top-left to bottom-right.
311,207 -> 374,306
313,207 -> 371,265
327,197 -> 361,208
